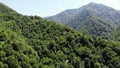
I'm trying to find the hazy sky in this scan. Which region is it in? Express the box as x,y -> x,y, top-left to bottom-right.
0,0 -> 120,17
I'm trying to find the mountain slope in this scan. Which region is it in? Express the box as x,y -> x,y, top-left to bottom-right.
1,2 -> 120,68
0,26 -> 39,68
46,2 -> 120,37
106,27 -> 120,41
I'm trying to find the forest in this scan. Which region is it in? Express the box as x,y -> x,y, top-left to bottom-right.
0,2 -> 120,68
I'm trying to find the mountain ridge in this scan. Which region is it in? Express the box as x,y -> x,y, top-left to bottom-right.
46,2 -> 120,37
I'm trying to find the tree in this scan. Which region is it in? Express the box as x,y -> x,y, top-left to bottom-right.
0,62 -> 4,68
94,62 -> 102,68
5,56 -> 20,68
84,58 -> 91,68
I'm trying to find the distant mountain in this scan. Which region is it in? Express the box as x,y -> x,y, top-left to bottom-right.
106,27 -> 120,41
46,2 -> 120,37
1,2 -> 120,68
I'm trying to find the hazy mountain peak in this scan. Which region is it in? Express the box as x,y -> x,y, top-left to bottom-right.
88,2 -> 100,5
83,2 -> 116,11
83,2 -> 106,9
47,2 -> 120,36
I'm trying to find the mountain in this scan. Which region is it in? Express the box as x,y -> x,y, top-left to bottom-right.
1,2 -> 120,68
46,2 -> 120,37
106,27 -> 120,41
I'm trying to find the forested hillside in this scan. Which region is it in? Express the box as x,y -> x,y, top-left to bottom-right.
106,27 -> 120,42
0,2 -> 120,68
0,26 -> 39,68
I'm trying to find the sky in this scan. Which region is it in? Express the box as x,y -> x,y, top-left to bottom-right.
0,0 -> 120,17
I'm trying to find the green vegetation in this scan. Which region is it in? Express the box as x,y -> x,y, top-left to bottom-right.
0,2 -> 120,68
106,27 -> 120,41
0,27 -> 39,68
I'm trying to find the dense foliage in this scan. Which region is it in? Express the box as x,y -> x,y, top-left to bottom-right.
106,27 -> 120,41
0,2 -> 120,68
0,26 -> 39,68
